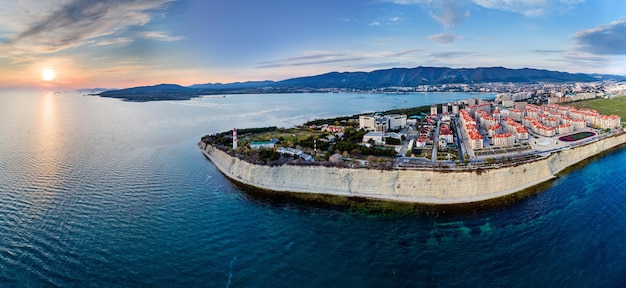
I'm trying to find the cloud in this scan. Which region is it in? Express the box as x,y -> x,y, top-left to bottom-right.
428,51 -> 475,58
428,33 -> 459,44
393,49 -> 422,56
384,0 -> 585,26
532,49 -> 566,54
573,18 -> 626,55
430,0 -> 471,27
257,49 -> 423,69
257,58 -> 364,69
93,38 -> 134,47
1,0 -> 174,57
257,52 -> 361,68
350,62 -> 405,69
472,0 -> 584,17
258,52 -> 349,65
139,31 -> 184,42
383,0 -> 471,27
544,52 -> 609,73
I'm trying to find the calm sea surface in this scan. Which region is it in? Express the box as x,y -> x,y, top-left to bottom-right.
1,90 -> 625,287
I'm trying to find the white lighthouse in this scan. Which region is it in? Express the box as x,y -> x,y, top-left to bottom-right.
233,128 -> 238,149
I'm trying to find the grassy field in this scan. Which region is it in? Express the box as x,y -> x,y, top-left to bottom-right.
565,95 -> 626,120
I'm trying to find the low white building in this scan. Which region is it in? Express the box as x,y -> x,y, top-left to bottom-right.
250,141 -> 275,149
362,132 -> 402,145
363,132 -> 385,145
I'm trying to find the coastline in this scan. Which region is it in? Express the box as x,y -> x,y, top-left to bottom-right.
199,132 -> 626,205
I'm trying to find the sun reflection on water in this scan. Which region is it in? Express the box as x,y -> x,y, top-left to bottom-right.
31,92 -> 64,200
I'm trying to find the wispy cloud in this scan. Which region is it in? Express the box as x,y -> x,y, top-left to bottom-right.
428,51 -> 476,58
1,0 -> 175,58
473,0 -> 584,17
429,33 -> 459,44
368,16 -> 402,27
544,52 -> 608,73
257,49 -> 423,69
430,0 -> 471,27
383,0 -> 471,27
532,49 -> 566,54
350,62 -> 405,69
257,58 -> 364,69
258,52 -> 349,65
257,52 -> 361,68
139,31 -> 184,42
384,0 -> 585,27
393,49 -> 422,56
573,17 -> 626,55
93,38 -> 134,47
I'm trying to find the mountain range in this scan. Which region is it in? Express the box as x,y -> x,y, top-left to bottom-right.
98,66 -> 625,101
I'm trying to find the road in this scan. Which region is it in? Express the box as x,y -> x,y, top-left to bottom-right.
431,117 -> 441,162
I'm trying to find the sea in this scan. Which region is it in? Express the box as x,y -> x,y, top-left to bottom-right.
1,90 -> 625,287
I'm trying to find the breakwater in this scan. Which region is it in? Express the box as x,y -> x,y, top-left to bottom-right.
199,132 -> 626,204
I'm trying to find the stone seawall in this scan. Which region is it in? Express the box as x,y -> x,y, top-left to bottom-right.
199,133 -> 626,204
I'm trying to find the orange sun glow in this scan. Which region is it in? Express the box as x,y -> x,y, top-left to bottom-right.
42,68 -> 56,81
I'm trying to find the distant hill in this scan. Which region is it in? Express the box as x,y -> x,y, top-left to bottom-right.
189,80 -> 274,90
273,67 -> 621,88
98,66 -> 625,101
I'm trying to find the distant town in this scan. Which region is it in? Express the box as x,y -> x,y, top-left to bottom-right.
201,81 -> 626,170
287,80 -> 626,97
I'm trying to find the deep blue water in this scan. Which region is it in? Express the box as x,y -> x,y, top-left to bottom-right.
1,90 -> 625,287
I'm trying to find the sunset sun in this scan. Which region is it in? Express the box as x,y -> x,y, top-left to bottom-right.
42,68 -> 56,81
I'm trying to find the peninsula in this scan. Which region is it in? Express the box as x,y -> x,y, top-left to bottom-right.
199,94 -> 626,205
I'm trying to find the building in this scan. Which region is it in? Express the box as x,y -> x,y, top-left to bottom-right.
415,136 -> 428,148
321,124 -> 343,133
452,103 -> 460,115
439,126 -> 454,144
363,132 -> 385,145
430,104 -> 438,116
363,132 -> 403,146
556,124 -> 573,134
516,127 -> 529,140
509,108 -> 524,121
468,130 -> 484,150
440,112 -> 451,122
276,147 -> 313,162
597,114 -> 621,129
488,124 -> 502,138
359,114 -> 407,132
492,133 -> 515,146
250,141 -> 275,149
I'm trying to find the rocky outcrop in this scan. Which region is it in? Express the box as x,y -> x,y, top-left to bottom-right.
199,133 -> 626,204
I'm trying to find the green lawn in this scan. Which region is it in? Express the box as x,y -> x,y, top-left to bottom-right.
565,96 -> 626,120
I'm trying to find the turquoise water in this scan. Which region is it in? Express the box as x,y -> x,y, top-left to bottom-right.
1,91 -> 625,287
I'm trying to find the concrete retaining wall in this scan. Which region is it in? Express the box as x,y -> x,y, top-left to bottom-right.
199,133 -> 626,204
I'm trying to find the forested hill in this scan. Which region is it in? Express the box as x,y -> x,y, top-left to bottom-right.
273,66 -> 615,88
98,66 -> 624,101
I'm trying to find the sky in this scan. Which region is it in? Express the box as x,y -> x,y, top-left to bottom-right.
0,0 -> 625,89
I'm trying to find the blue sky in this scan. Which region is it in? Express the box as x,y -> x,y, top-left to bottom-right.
0,0 -> 625,89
